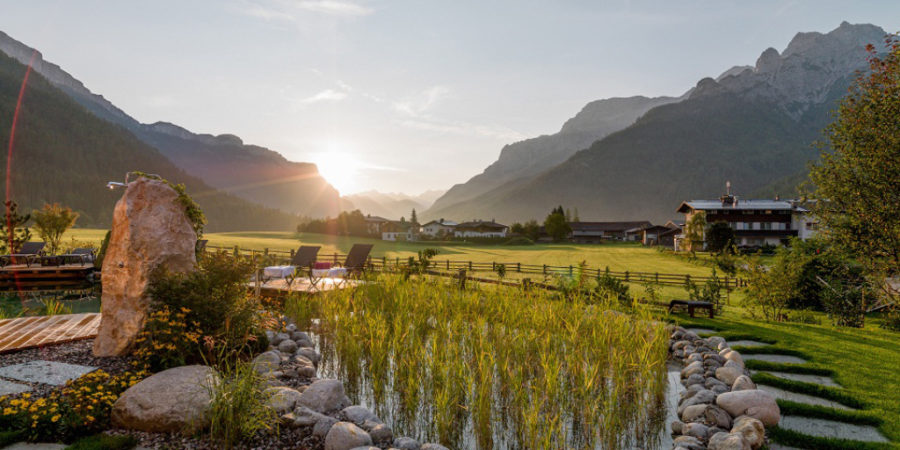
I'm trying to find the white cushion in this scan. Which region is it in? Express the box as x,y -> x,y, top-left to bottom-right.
264,265 -> 295,278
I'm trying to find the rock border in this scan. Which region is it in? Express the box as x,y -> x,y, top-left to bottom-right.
669,326 -> 781,450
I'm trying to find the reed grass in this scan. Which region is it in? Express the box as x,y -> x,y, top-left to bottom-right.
284,273 -> 670,449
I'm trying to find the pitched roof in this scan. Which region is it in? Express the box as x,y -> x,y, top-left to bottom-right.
677,200 -> 808,213
455,220 -> 508,230
365,215 -> 391,223
421,219 -> 457,227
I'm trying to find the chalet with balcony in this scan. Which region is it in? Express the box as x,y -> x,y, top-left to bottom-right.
568,221 -> 653,243
420,219 -> 457,238
454,220 -> 509,238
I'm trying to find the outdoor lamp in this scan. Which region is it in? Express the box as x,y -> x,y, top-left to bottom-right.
105,172 -> 160,190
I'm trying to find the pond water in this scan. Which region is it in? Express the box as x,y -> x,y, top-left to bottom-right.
0,291 -> 100,317
308,326 -> 682,450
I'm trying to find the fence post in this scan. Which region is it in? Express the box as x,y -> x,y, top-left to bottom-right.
569,265 -> 573,276
492,262 -> 496,271
624,270 -> 629,282
334,253 -> 339,264
383,256 -> 386,269
656,272 -> 659,284
543,264 -> 547,275
458,269 -> 467,289
685,274 -> 691,285
522,278 -> 532,291
446,260 -> 450,270
469,261 -> 473,271
290,249 -> 295,259
264,248 -> 269,256
517,262 -> 521,273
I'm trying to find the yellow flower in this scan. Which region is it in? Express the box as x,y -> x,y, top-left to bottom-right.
51,414 -> 60,422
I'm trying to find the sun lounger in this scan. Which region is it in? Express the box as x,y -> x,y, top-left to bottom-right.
0,242 -> 45,267
311,244 -> 373,285
57,248 -> 95,266
263,246 -> 321,286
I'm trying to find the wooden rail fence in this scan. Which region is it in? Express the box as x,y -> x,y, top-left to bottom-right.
206,245 -> 745,289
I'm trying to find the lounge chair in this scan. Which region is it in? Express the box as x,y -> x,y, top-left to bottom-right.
57,248 -> 95,266
0,242 -> 46,267
263,246 -> 321,286
312,244 -> 374,282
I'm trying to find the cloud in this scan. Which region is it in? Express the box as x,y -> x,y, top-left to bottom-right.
398,118 -> 525,142
295,0 -> 372,16
299,89 -> 348,104
392,85 -> 451,116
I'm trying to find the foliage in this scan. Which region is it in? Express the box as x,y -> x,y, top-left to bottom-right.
741,251 -> 801,321
0,201 -> 31,254
684,268 -> 724,311
206,359 -> 278,449
95,231 -> 111,270
147,252 -> 271,367
0,370 -> 145,442
819,274 -> 869,328
543,206 -> 570,242
31,203 -> 79,255
704,221 -> 735,254
595,267 -> 630,307
711,248 -> 740,276
298,209 -> 370,237
682,211 -> 706,253
510,219 -> 541,241
502,236 -> 534,246
882,309 -> 900,332
64,434 -> 139,450
132,306 -> 203,372
494,263 -> 506,279
404,248 -> 439,276
808,37 -> 900,310
787,309 -> 822,325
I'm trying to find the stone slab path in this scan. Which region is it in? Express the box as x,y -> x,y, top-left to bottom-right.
0,378 -> 31,396
758,384 -> 855,410
751,370 -> 840,387
779,416 -> 889,443
0,360 -> 96,386
727,340 -> 771,347
1,444 -> 66,450
742,354 -> 807,364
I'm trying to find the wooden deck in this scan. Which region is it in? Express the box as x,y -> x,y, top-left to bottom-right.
0,313 -> 101,353
253,277 -> 361,296
0,264 -> 95,291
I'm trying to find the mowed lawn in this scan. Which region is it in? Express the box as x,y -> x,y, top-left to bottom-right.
61,228 -> 714,277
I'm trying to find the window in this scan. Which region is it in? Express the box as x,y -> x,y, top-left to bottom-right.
762,222 -> 772,230
753,222 -> 760,230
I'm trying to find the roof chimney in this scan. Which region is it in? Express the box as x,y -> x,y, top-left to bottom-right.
720,181 -> 736,206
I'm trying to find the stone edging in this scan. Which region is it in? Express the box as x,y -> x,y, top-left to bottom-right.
669,326 -> 780,450
255,317 -> 449,450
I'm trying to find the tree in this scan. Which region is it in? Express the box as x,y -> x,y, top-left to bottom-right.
573,208 -> 580,222
742,250 -> 802,321
682,211 -> 706,253
1,201 -> 31,254
809,37 -> 900,309
410,208 -> 418,226
32,203 -> 79,254
544,209 -> 571,242
522,219 -> 541,241
705,221 -> 735,253
510,222 -> 525,234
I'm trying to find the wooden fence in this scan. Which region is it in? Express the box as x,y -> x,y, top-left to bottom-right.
206,245 -> 745,289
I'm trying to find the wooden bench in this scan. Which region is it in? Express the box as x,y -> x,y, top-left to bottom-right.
668,299 -> 715,318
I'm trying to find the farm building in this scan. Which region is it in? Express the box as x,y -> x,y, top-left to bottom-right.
454,220 -> 509,238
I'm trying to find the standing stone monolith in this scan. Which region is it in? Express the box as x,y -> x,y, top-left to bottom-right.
93,177 -> 197,357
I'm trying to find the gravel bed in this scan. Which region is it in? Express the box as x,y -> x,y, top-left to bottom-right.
106,427 -> 320,450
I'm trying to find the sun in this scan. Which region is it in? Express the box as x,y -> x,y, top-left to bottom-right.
312,144 -> 360,195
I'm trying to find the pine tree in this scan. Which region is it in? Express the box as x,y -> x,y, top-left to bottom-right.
1,201 -> 32,253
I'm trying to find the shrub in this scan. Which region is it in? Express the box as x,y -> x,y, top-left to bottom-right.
0,370 -> 145,442
881,308 -> 900,332
595,267 -> 630,307
787,309 -> 822,325
206,360 -> 278,449
820,277 -> 868,328
132,306 -> 202,372
502,236 -> 534,246
31,203 -> 79,255
685,268 -> 724,312
147,252 -> 271,367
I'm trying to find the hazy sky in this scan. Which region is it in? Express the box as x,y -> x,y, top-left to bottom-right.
2,1 -> 898,195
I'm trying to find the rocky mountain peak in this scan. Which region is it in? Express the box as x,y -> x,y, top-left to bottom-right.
754,47 -> 781,73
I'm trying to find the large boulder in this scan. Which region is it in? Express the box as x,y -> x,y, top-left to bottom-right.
716,390 -> 781,427
731,415 -> 766,449
299,379 -> 350,414
94,178 -> 197,356
715,366 -> 742,385
266,386 -> 303,414
325,421 -> 373,450
708,432 -> 751,450
112,365 -> 218,433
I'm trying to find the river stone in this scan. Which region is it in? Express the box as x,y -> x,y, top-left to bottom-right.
684,373 -> 705,387
678,389 -> 716,415
112,365 -> 218,433
285,323 -> 297,332
252,351 -> 282,375
671,420 -> 684,434
732,375 -> 756,391
299,379 -> 350,413
314,416 -> 339,439
683,422 -> 709,439
297,347 -> 321,364
682,361 -> 704,378
278,339 -> 299,354
271,332 -> 289,346
724,350 -> 744,367
94,178 -> 197,356
705,404 -> 733,429
708,432 -> 751,450
393,436 -> 421,449
266,386 -> 303,414
420,445 -> 450,450
716,366 -> 742,385
325,422 -> 373,450
294,355 -> 317,378
731,415 -> 766,449
724,360 -> 744,371
707,336 -> 726,348
681,404 -> 708,422
716,390 -> 781,426
369,423 -> 393,446
673,435 -> 705,450
342,405 -> 382,425
290,406 -> 329,427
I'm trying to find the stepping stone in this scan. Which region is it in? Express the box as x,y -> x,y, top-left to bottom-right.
685,328 -> 716,335
779,416 -> 889,443
752,370 -> 840,387
757,385 -> 855,410
742,354 -> 807,364
0,360 -> 96,386
767,445 -> 803,450
728,340 -> 771,347
2,443 -> 67,450
0,379 -> 32,396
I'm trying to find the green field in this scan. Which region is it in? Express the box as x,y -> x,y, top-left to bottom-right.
62,228 -> 715,276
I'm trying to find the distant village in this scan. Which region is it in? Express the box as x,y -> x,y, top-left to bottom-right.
364,184 -> 819,251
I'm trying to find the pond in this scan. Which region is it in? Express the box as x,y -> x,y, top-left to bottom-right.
0,290 -> 100,317
287,274 -> 674,449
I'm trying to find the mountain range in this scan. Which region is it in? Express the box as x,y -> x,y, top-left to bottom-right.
0,31 -> 342,220
424,22 -> 887,224
342,190 -> 445,220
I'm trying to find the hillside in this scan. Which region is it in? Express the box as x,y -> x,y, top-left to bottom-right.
0,31 -> 342,218
426,22 -> 885,223
0,51 -> 299,231
342,189 -> 444,219
427,95 -> 679,214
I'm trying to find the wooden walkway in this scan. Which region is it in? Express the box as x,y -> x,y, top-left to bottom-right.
0,313 -> 100,354
253,278 -> 361,296
0,264 -> 94,291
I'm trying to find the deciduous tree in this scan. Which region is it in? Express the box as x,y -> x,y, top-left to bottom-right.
32,203 -> 79,254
